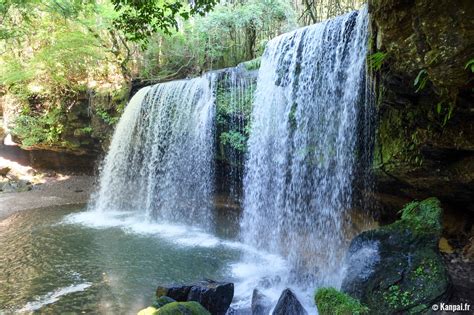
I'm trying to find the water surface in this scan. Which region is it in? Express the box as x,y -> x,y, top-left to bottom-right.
0,205 -> 309,314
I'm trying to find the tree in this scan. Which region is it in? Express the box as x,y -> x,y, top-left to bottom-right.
111,0 -> 219,43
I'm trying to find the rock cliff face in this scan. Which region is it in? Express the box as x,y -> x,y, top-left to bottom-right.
369,0 -> 474,234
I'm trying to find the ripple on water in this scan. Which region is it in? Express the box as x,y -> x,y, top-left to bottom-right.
0,206 -> 316,314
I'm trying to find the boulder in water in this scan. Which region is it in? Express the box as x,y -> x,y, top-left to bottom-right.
187,280 -> 234,315
272,289 -> 307,315
251,289 -> 272,315
156,284 -> 193,301
341,198 -> 451,314
156,280 -> 234,315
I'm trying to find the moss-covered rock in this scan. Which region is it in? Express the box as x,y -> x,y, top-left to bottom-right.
341,198 -> 451,314
155,302 -> 211,315
152,296 -> 176,309
315,287 -> 369,315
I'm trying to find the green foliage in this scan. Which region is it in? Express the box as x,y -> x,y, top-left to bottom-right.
139,0 -> 296,80
397,197 -> 442,235
242,57 -> 262,71
315,287 -> 369,315
111,0 -> 218,43
12,106 -> 65,147
95,107 -> 120,125
435,100 -> 454,127
383,285 -> 412,309
215,81 -> 255,156
414,69 -> 429,92
220,131 -> 247,152
368,51 -> 387,71
465,59 -> 474,73
0,1 -> 131,150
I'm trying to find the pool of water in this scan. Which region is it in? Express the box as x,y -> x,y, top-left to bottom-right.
0,205 -> 313,314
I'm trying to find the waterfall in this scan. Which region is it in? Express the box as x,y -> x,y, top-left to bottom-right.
241,7 -> 370,288
90,76 -> 216,229
215,67 -> 256,203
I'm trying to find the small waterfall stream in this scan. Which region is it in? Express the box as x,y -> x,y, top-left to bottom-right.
90,76 -> 216,229
241,7 -> 370,289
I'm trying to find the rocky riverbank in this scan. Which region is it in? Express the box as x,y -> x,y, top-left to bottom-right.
0,174 -> 95,220
0,141 -> 96,220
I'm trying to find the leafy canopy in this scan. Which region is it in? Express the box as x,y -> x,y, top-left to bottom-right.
111,0 -> 219,43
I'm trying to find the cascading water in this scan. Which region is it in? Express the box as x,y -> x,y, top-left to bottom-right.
215,67 -> 256,203
241,6 -> 370,290
90,76 -> 216,229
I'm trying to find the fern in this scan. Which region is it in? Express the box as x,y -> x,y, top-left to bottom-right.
368,52 -> 387,71
465,59 -> 474,73
414,69 -> 429,92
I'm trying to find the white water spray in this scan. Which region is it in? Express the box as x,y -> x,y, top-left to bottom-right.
241,7 -> 370,289
90,76 -> 216,229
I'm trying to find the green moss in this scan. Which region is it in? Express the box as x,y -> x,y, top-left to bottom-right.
152,296 -> 176,308
315,287 -> 369,315
374,105 -> 426,171
155,301 -> 210,315
241,57 -> 261,71
383,285 -> 412,309
397,197 -> 443,235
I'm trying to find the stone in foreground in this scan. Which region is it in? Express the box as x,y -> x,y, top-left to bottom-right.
272,288 -> 307,315
251,289 -> 272,315
156,280 -> 234,315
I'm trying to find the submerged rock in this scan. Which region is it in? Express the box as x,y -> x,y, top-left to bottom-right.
156,280 -> 234,315
272,289 -> 307,315
251,289 -> 272,315
341,198 -> 451,314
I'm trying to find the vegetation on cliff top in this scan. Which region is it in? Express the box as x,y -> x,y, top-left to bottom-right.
0,0 -> 365,152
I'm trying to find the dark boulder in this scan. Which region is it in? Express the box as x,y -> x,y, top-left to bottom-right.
341,198 -> 452,314
251,289 -> 272,315
187,280 -> 234,315
156,280 -> 234,315
272,289 -> 307,315
157,284 -> 193,302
